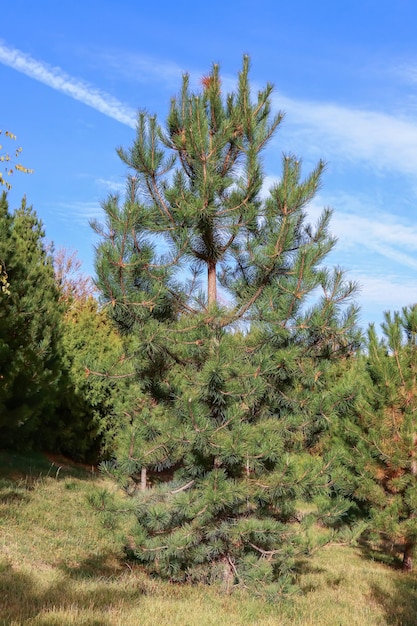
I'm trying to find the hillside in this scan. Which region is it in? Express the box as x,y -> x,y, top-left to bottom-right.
0,451 -> 416,626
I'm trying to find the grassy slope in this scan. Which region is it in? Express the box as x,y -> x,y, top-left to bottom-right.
0,451 -> 416,626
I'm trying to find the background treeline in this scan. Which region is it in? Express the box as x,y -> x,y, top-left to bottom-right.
0,191 -> 130,460
2,57 -> 417,594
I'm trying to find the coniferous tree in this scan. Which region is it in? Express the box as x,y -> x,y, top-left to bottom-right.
40,247 -> 132,461
94,57 -> 360,592
334,305 -> 417,571
0,192 -> 62,447
57,293 -> 132,461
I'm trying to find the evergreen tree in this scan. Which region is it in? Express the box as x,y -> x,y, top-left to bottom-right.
0,192 -> 62,447
334,305 -> 417,571
57,293 -> 131,461
94,57 -> 360,592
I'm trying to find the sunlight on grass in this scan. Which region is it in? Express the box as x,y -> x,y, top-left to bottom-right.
1,451 -> 417,625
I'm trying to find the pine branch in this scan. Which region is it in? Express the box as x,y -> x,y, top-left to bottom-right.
170,480 -> 195,494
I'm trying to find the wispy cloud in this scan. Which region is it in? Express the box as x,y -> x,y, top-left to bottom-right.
99,51 -> 186,87
306,195 -> 417,269
4,39 -> 417,179
330,212 -> 417,254
355,274 -> 417,310
0,41 -> 136,128
395,62 -> 417,85
54,201 -> 104,225
95,177 -> 126,194
273,93 -> 417,176
262,177 -> 417,273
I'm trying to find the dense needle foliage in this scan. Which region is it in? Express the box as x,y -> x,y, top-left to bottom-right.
334,305 -> 417,570
56,295 -> 130,461
0,192 -> 62,447
94,57 -> 360,592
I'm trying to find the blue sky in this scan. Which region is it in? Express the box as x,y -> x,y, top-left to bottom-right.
1,0 -> 417,332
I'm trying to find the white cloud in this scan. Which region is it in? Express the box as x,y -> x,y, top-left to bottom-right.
306,193 -> 417,256
395,62 -> 417,85
54,201 -> 104,225
273,93 -> 417,176
331,211 -> 417,254
99,51 -> 187,87
95,177 -> 126,194
260,175 -> 280,199
264,190 -> 417,323
0,41 -> 137,128
4,39 -> 417,180
260,182 -> 417,272
354,274 -> 417,309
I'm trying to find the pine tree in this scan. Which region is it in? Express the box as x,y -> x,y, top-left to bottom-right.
94,57 -> 360,592
0,192 -> 62,447
334,305 -> 417,571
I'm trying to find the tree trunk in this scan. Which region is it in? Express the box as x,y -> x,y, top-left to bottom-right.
404,434 -> 417,570
402,541 -> 414,571
222,556 -> 235,593
140,467 -> 147,491
208,260 -> 217,307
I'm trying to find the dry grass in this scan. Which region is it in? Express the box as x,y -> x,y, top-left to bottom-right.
1,451 -> 417,625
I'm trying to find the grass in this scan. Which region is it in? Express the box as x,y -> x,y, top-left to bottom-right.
1,451 -> 417,625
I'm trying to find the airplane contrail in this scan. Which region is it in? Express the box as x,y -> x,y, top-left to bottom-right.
0,40 -> 136,128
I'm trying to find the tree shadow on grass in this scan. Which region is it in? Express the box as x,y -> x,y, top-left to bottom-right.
0,450 -> 98,484
358,537 -> 403,569
0,557 -> 148,625
369,575 -> 417,626
0,489 -> 30,504
356,539 -> 417,626
58,551 -> 130,580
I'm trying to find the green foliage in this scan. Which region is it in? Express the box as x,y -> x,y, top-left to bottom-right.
56,295 -> 132,461
334,305 -> 417,570
0,198 -> 134,460
0,192 -> 62,447
94,56 -> 361,592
